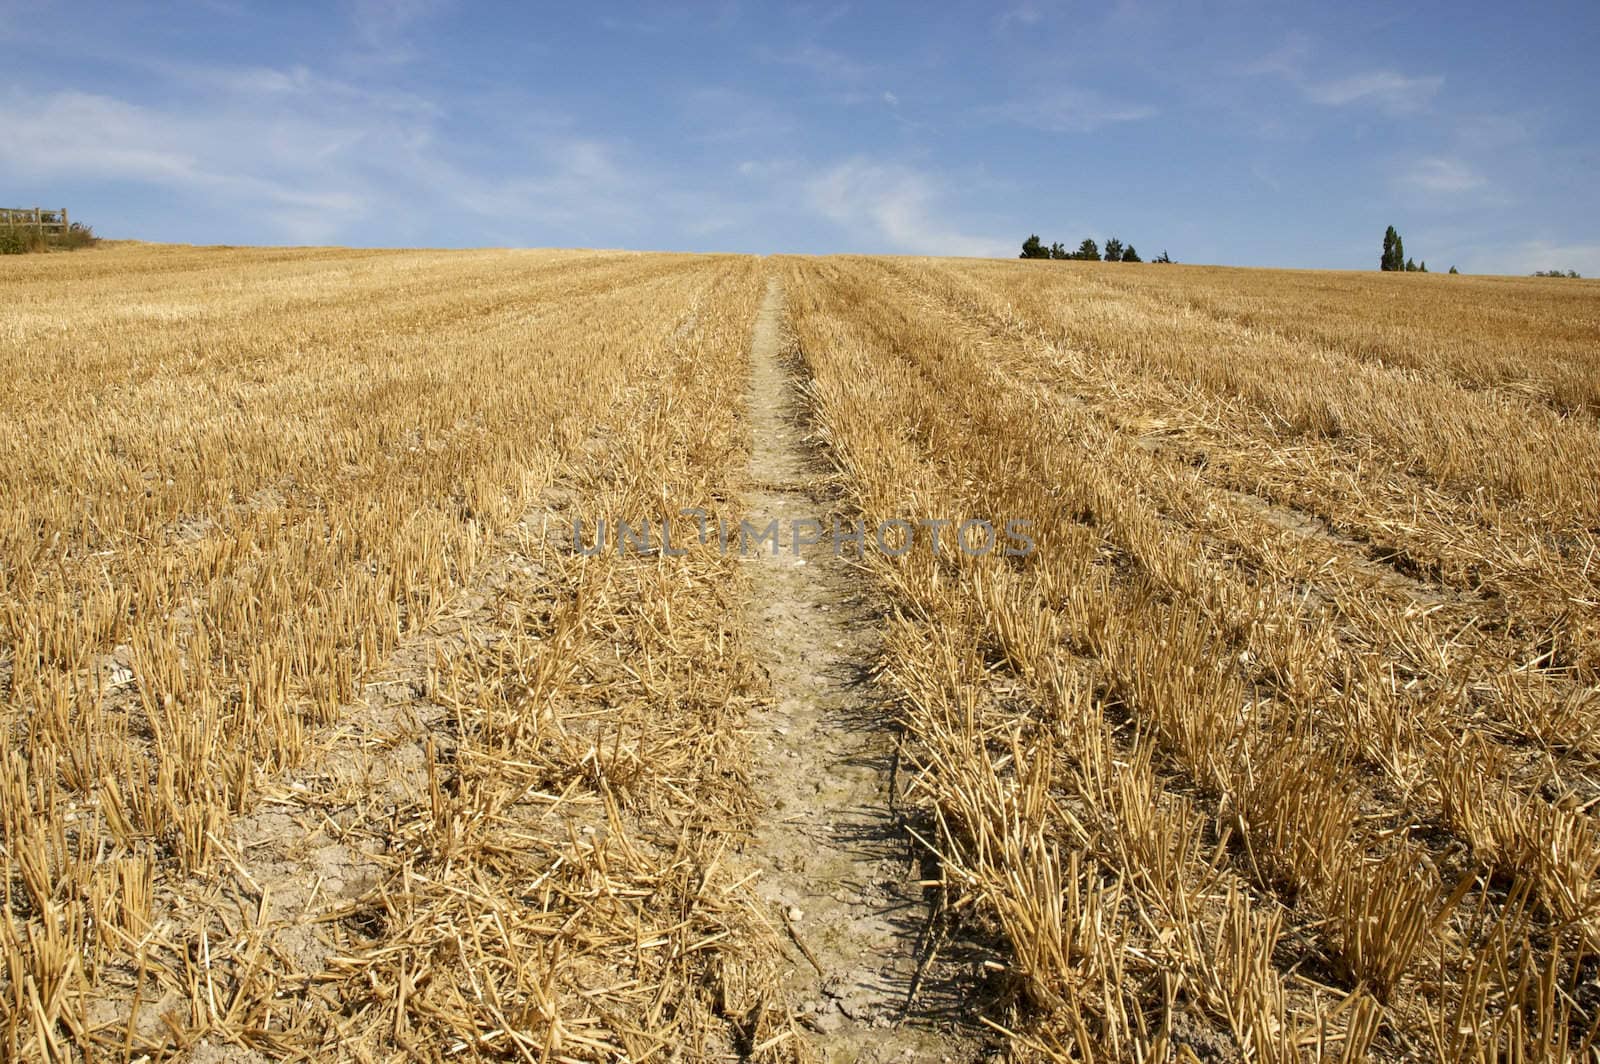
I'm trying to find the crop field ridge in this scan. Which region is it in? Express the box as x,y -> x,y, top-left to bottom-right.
739,275 -> 981,1061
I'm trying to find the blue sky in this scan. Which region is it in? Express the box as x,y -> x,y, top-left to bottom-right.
3,1 -> 1597,272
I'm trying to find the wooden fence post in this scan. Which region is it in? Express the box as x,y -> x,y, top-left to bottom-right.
0,207 -> 73,232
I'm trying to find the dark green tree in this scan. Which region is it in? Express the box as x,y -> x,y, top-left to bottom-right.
1050,241 -> 1067,259
1020,234 -> 1048,259
1153,249 -> 1173,263
1076,238 -> 1100,261
1381,227 -> 1412,272
1448,265 -> 1459,274
1121,245 -> 1142,263
1419,261 -> 1428,273
1405,256 -> 1417,272
1103,236 -> 1125,261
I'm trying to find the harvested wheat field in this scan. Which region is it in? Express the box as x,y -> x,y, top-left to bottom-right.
2,244 -> 1599,1062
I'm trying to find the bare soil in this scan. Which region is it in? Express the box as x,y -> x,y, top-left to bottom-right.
738,276 -> 984,1063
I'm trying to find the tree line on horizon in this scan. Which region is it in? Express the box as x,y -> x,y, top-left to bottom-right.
1380,225 -> 1435,273
1013,225 -> 1586,277
1020,234 -> 1171,263
1382,225 -> 1581,278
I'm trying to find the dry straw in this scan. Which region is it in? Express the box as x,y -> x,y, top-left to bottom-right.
781,252 -> 1600,1059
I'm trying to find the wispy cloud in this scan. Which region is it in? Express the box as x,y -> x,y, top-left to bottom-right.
736,158 -> 795,180
1453,112 -> 1535,152
2,89 -> 371,242
1304,71 -> 1443,114
977,87 -> 1156,133
805,159 -> 1007,257
430,139 -> 646,235
679,87 -> 795,144
1237,33 -> 1312,78
1397,156 -> 1486,195
995,3 -> 1045,31
0,68 -> 650,247
344,0 -> 448,65
760,43 -> 871,85
154,60 -> 443,120
1241,38 -> 1443,117
4,92 -> 361,201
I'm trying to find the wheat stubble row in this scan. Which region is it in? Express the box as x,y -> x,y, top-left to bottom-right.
0,247 -> 814,1061
780,255 -> 1599,1060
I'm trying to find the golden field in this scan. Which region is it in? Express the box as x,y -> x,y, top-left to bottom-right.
1,244 -> 1597,1061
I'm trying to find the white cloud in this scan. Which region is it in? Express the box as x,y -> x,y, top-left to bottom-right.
761,43 -> 870,85
0,71 -> 649,246
1,91 -> 366,217
737,158 -> 795,180
1453,113 -> 1534,152
167,62 -> 443,120
978,88 -> 1155,133
1398,156 -> 1487,195
1238,34 -> 1312,78
996,4 -> 1044,30
1239,41 -> 1445,118
804,159 -> 1007,257
1304,71 -> 1443,115
437,139 -> 643,232
344,0 -> 448,65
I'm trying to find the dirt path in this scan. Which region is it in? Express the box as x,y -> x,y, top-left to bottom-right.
740,276 -> 978,1063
